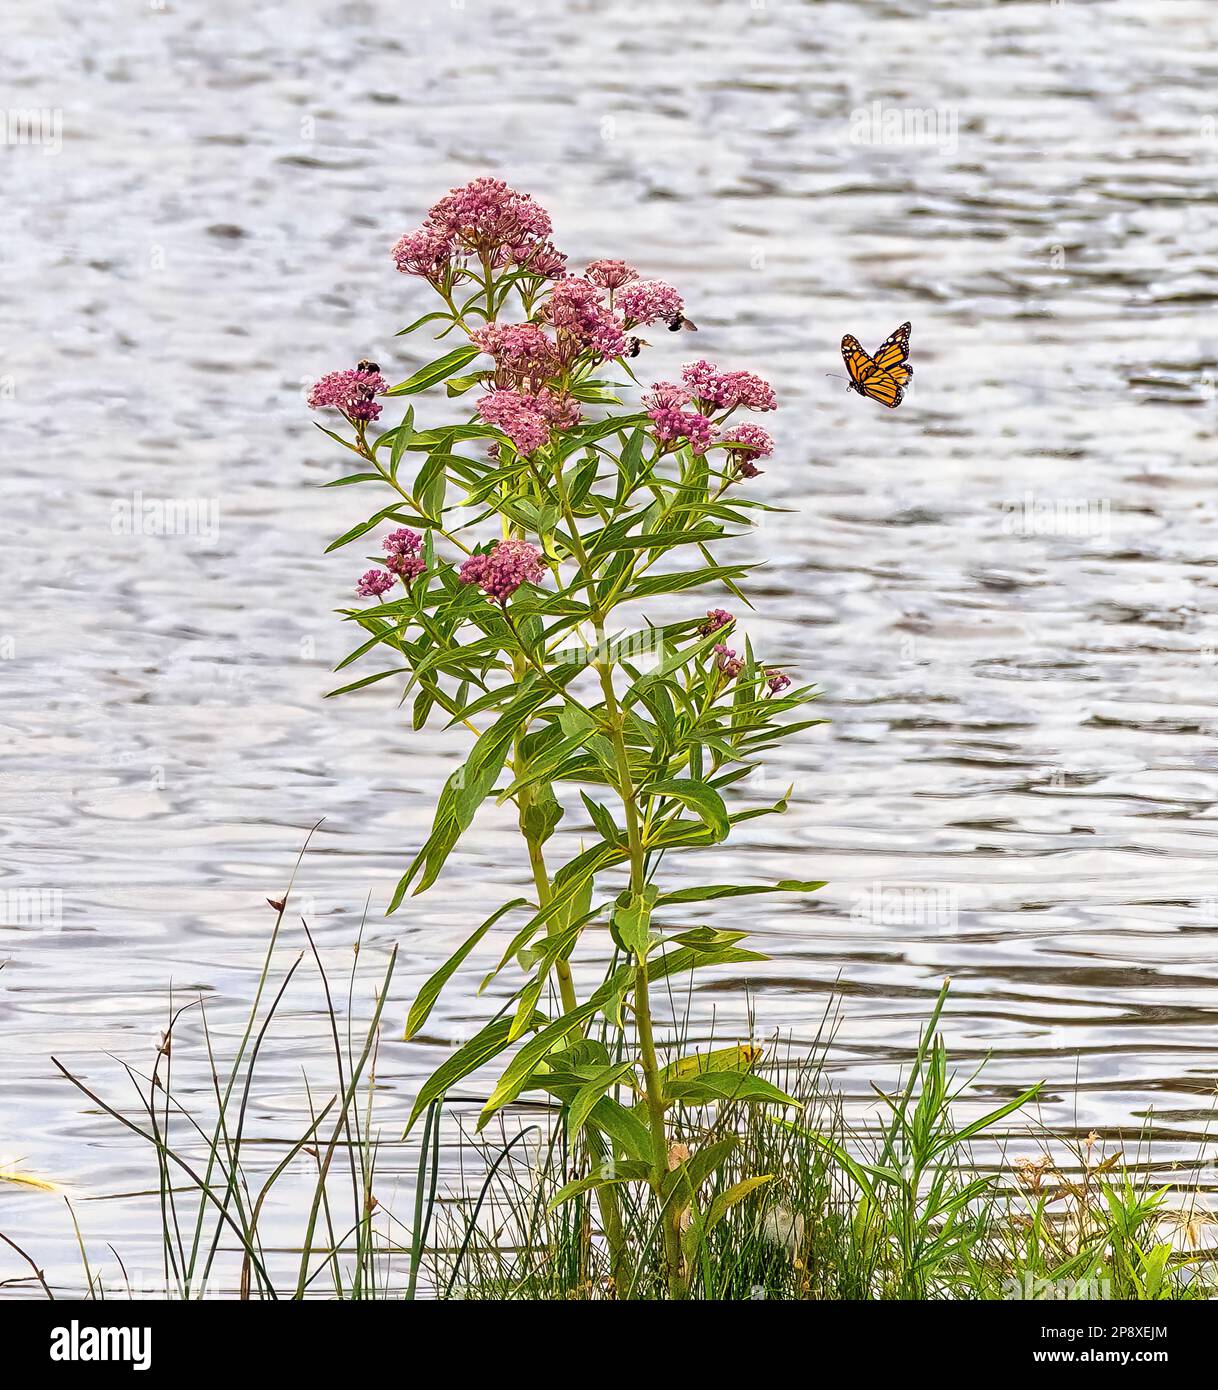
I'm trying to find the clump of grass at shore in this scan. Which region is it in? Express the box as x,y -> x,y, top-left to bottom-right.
14,912 -> 1216,1301
433,986 -> 1216,1302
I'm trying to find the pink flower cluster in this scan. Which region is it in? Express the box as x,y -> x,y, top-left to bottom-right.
472,322 -> 560,391
511,239 -> 568,277
642,382 -> 715,455
356,569 -> 395,598
430,176 -> 552,251
477,389 -> 550,453
459,538 -> 546,602
618,279 -> 684,328
355,528 -> 428,597
682,360 -> 777,413
720,423 -> 774,478
390,228 -> 452,281
641,362 -> 777,470
766,670 -> 792,695
585,259 -> 639,291
308,367 -> 388,423
392,177 -> 566,285
541,276 -> 627,362
383,527 -> 426,582
714,644 -> 744,682
698,608 -> 734,636
476,387 -> 581,454
536,387 -> 581,431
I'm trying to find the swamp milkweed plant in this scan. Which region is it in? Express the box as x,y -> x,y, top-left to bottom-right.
310,177 -> 824,1298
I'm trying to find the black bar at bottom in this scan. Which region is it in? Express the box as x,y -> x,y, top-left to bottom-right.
0,1297 -> 1199,1375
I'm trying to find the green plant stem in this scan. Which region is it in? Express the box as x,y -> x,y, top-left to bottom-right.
551,435 -> 685,1297
361,447 -> 473,556
583,1125 -> 632,1293
520,786 -> 578,1014
593,651 -> 686,1298
504,490 -> 632,1286
513,732 -> 634,1294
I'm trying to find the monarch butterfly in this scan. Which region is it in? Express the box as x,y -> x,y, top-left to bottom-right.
841,321 -> 913,408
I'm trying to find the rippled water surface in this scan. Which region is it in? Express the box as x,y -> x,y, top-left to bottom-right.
4,0 -> 1218,1294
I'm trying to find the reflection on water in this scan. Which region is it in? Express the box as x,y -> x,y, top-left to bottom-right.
4,0 -> 1218,1294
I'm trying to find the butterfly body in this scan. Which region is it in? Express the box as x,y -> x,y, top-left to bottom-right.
841,321 -> 913,408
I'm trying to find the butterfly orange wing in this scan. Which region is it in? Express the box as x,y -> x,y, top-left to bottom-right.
871,322 -> 913,387
841,334 -> 877,387
856,370 -> 905,408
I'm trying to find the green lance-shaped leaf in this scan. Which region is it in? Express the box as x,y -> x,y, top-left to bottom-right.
619,425 -> 645,487
515,899 -> 596,986
521,1067 -> 603,1102
560,705 -> 618,781
477,995 -> 611,1130
478,961 -> 635,1127
649,944 -> 768,980
412,686 -> 435,731
496,722 -> 569,800
554,1037 -> 611,1071
626,564 -> 752,601
564,466 -> 597,513
321,471 -> 381,488
664,1072 -> 800,1108
645,777 -> 730,843
394,310 -> 454,338
387,760 -> 500,911
580,792 -> 622,847
562,412 -> 648,453
582,501 -> 655,559
507,973 -> 549,1044
331,619 -> 400,673
403,1011 -> 547,1134
662,1044 -> 762,1083
661,1135 -> 740,1211
485,839 -> 627,986
567,381 -> 623,405
403,897 -> 529,1040
684,1136 -> 740,1193
655,879 -> 825,906
444,373 -> 484,397
610,884 -> 658,958
521,780 -> 563,847
698,1175 -> 774,1243
668,926 -> 751,953
325,503 -> 416,553
548,1161 -> 651,1210
388,676 -> 561,910
385,344 -> 482,396
647,795 -> 791,853
644,625 -> 727,684
413,449 -> 448,523
598,524 -> 728,557
386,406 -> 416,476
314,421 -> 364,455
586,1096 -> 653,1163
566,1060 -> 638,1141
506,893 -> 601,1043
325,666 -> 411,699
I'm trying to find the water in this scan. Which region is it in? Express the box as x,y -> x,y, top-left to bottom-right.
4,0 -> 1218,1294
